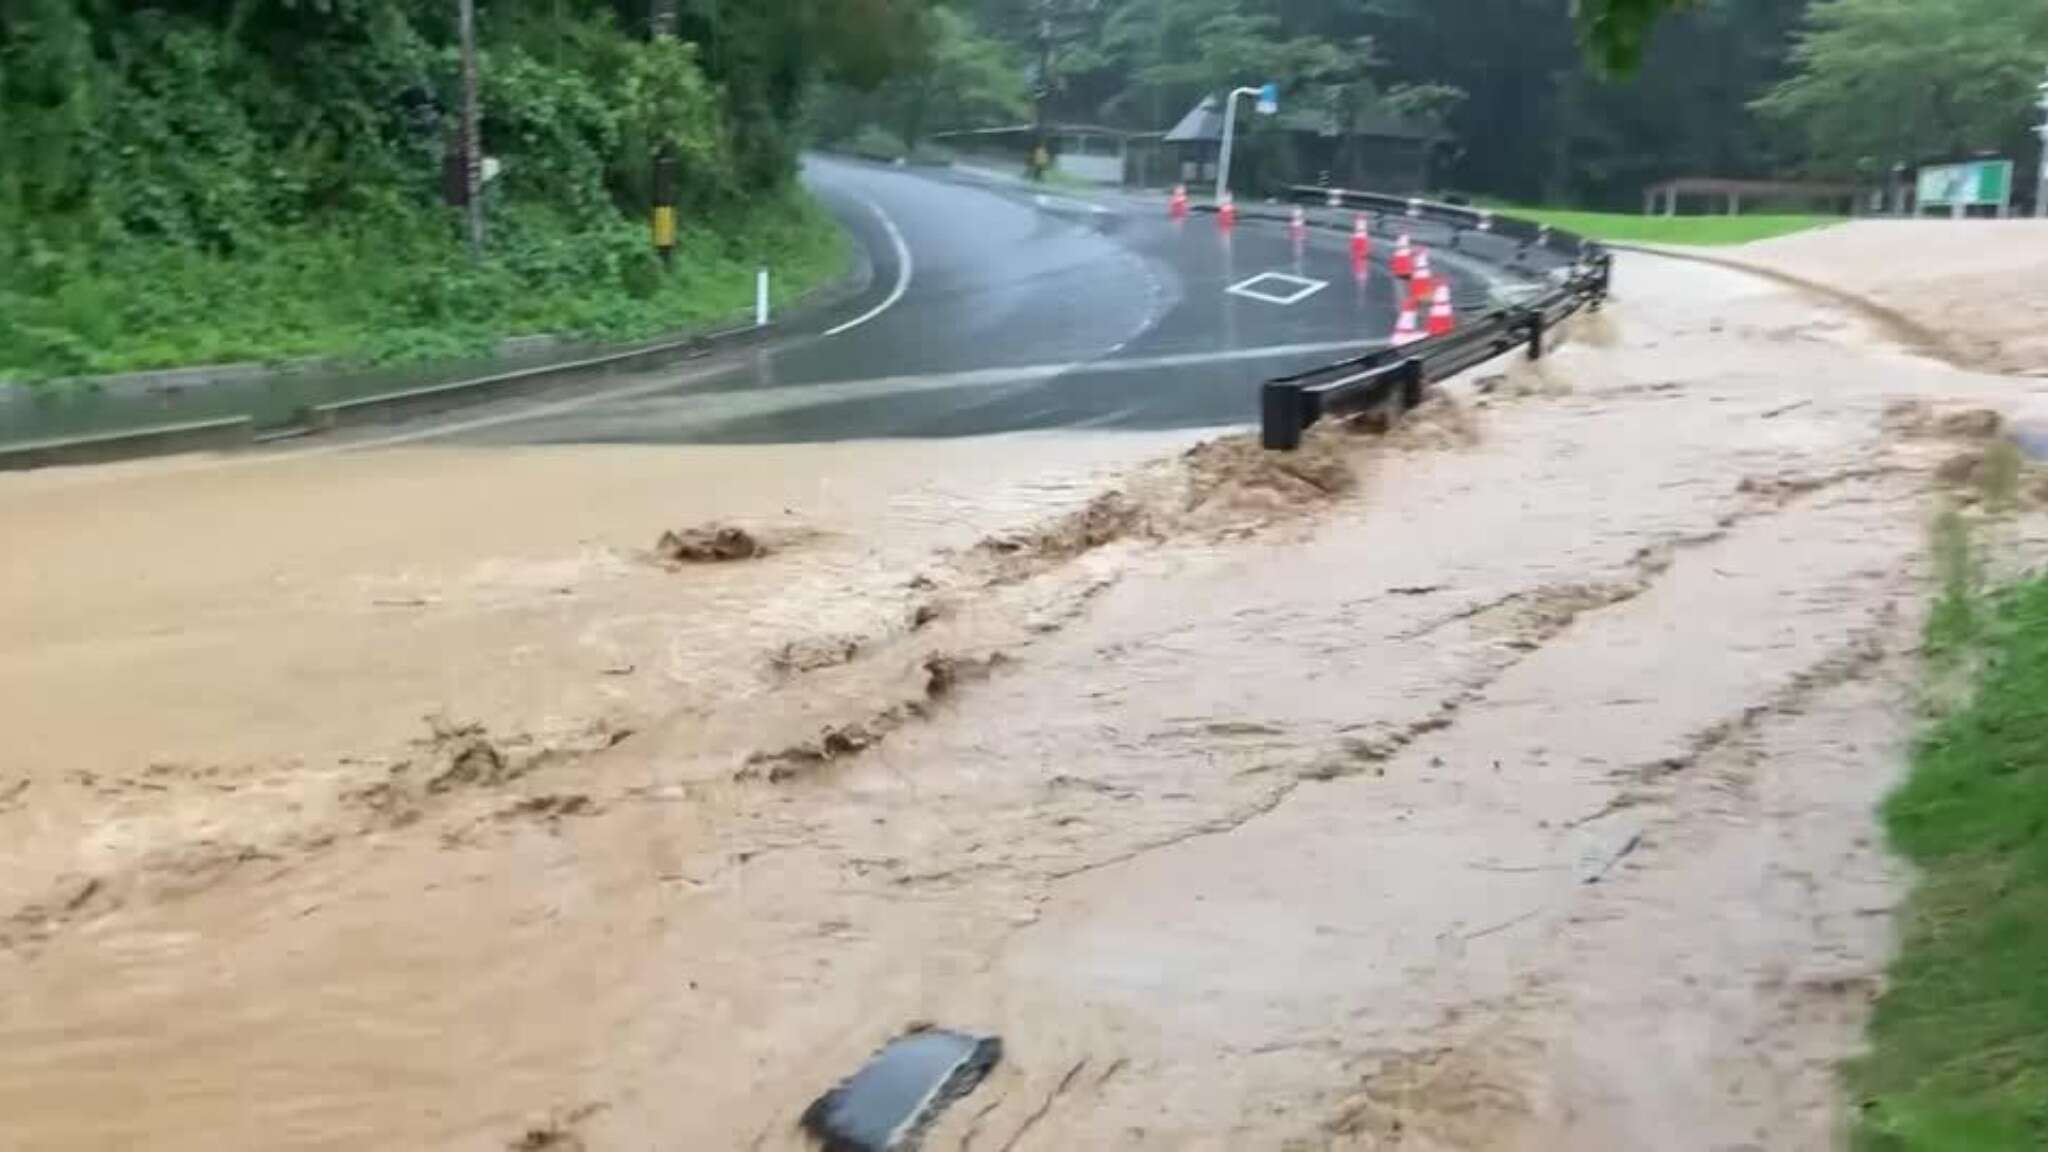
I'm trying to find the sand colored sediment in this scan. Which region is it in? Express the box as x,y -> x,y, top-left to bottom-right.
1729,219 -> 2048,376
10,242 -> 2048,1149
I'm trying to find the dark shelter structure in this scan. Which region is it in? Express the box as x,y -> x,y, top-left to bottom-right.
1146,94 -> 1437,194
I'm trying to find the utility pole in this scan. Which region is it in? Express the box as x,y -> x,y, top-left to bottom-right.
650,0 -> 678,265
1031,1 -> 1053,182
457,0 -> 484,258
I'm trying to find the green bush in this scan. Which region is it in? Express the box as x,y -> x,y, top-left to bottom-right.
844,125 -> 910,163
0,190 -> 844,379
0,0 -> 849,382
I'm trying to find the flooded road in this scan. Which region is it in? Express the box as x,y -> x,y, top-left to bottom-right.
466,159 -> 1438,446
5,249 -> 2043,1149
0,158 -> 1441,451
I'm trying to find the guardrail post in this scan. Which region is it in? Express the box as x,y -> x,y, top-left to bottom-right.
1526,310 -> 1546,361
1398,357 -> 1425,410
1262,381 -> 1305,451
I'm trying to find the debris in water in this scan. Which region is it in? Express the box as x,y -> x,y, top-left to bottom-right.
1583,830 -> 1644,885
977,490 -> 1146,561
497,793 -> 595,822
922,652 -> 1005,699
506,1102 -> 605,1150
1885,399 -> 2005,442
655,524 -> 765,563
801,1027 -> 1002,1151
1935,407 -> 2003,441
770,634 -> 864,675
427,735 -> 508,794
1182,433 -> 1354,504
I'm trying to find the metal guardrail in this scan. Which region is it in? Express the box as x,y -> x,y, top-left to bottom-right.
1259,187 -> 1611,450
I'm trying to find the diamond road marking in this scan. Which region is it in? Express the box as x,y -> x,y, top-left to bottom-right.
1225,271 -> 1329,306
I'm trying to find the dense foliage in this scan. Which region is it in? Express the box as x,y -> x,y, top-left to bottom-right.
0,0 -> 891,378
823,0 -> 2043,211
1756,0 -> 2048,177
5,0 -> 2041,378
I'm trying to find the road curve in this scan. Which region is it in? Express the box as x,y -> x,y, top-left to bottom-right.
456,156 -> 1430,446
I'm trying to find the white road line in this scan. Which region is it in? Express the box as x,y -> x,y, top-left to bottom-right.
563,338 -> 1390,429
1226,271 -> 1329,306
345,359 -> 741,450
824,198 -> 912,337
78,334 -> 1384,479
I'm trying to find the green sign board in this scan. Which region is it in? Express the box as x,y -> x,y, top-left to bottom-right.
1916,159 -> 2013,210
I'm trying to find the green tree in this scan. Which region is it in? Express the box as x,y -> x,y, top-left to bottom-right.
1361,0 -> 1806,205
0,0 -> 933,377
1576,0 -> 1685,72
918,6 -> 1031,139
1755,0 -> 2048,175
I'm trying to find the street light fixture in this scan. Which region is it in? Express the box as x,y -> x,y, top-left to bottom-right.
1215,82 -> 1279,205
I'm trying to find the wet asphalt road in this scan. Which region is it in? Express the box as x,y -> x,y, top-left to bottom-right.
469,156 -> 1429,445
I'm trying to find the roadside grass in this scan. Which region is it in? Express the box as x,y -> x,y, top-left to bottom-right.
1488,206 -> 1839,246
0,188 -> 846,384
1850,507 -> 2048,1150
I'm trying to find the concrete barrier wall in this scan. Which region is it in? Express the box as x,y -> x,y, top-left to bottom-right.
0,416 -> 254,472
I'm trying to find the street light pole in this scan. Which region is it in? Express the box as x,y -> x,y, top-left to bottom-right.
2034,68 -> 2047,218
1213,84 -> 1275,205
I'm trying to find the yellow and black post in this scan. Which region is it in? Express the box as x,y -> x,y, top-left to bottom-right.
649,0 -> 678,267
652,148 -> 677,268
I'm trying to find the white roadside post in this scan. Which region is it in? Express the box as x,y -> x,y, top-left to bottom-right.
1213,82 -> 1278,207
756,267 -> 770,327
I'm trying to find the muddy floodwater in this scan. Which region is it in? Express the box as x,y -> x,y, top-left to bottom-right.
5,252 -> 2048,1149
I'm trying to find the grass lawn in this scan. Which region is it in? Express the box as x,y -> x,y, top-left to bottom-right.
1849,511 -> 2048,1149
1494,206 -> 1840,246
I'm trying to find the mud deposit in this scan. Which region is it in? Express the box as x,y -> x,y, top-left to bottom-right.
4,253 -> 2046,1149
653,523 -> 768,563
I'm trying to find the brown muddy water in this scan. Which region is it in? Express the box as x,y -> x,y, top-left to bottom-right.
5,253 -> 2048,1149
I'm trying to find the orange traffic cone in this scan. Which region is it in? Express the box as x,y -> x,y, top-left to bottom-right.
1409,248 -> 1435,299
1217,192 -> 1236,230
1168,184 -> 1188,220
1426,283 -> 1456,336
1390,299 -> 1423,347
1348,214 -> 1369,262
1390,233 -> 1414,278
